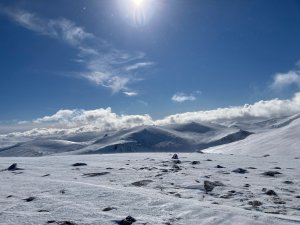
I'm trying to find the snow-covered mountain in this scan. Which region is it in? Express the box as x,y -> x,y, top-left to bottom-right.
206,115 -> 300,156
0,121 -> 251,157
1,114 -> 300,157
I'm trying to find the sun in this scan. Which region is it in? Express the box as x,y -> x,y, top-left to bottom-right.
117,0 -> 160,27
132,0 -> 146,9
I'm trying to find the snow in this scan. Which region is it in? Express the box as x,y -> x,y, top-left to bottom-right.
1,115 -> 300,224
0,123 -> 251,157
0,153 -> 299,225
205,116 -> 300,156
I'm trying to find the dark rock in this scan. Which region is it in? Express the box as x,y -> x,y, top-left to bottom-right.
172,154 -> 178,159
7,163 -> 23,171
283,181 -> 294,184
296,196 -> 300,198
131,180 -> 153,187
71,163 -> 87,167
106,167 -> 113,170
38,209 -> 49,212
205,159 -> 212,161
102,207 -> 117,211
174,193 -> 181,198
247,167 -> 257,169
273,167 -> 281,169
172,159 -> 181,164
23,197 -> 36,202
273,199 -> 286,204
215,165 -> 225,168
7,163 -> 18,171
263,154 -> 270,157
232,168 -> 248,174
42,174 -> 50,177
244,184 -> 250,188
220,193 -> 233,199
60,189 -> 66,194
264,189 -> 277,196
116,216 -> 136,225
262,171 -> 282,177
248,200 -> 262,207
58,221 -> 77,225
6,195 -> 13,198
82,172 -> 110,177
196,150 -> 204,154
47,221 -> 77,225
191,161 -> 200,165
172,165 -> 181,171
204,180 -> 224,193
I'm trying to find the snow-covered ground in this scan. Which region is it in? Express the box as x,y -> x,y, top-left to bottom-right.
0,152 -> 299,225
1,115 -> 300,224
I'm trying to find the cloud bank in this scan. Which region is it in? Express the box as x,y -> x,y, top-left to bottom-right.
2,92 -> 300,137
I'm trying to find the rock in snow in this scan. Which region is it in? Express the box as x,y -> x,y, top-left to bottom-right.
204,180 -> 225,193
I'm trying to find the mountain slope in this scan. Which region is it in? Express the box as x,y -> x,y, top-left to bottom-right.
0,122 -> 252,156
205,117 -> 300,156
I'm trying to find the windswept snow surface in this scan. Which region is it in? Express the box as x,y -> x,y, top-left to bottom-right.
205,116 -> 300,156
0,153 -> 300,225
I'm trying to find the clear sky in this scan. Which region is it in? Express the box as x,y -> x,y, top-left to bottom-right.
1,0 -> 300,123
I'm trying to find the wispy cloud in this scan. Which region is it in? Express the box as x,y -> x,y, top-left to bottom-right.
2,8 -> 93,47
172,92 -> 198,102
125,62 -> 154,71
123,91 -> 138,96
271,70 -> 300,90
1,6 -> 153,94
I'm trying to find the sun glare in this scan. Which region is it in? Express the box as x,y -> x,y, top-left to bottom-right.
118,0 -> 161,27
132,0 -> 145,8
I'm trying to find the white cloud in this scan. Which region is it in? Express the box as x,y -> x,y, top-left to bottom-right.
271,70 -> 300,90
123,91 -> 138,96
172,93 -> 197,102
3,92 -> 300,137
159,92 -> 300,125
125,62 -> 154,71
33,107 -> 153,130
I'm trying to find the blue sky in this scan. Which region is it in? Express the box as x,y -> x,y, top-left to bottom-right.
1,0 -> 300,125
